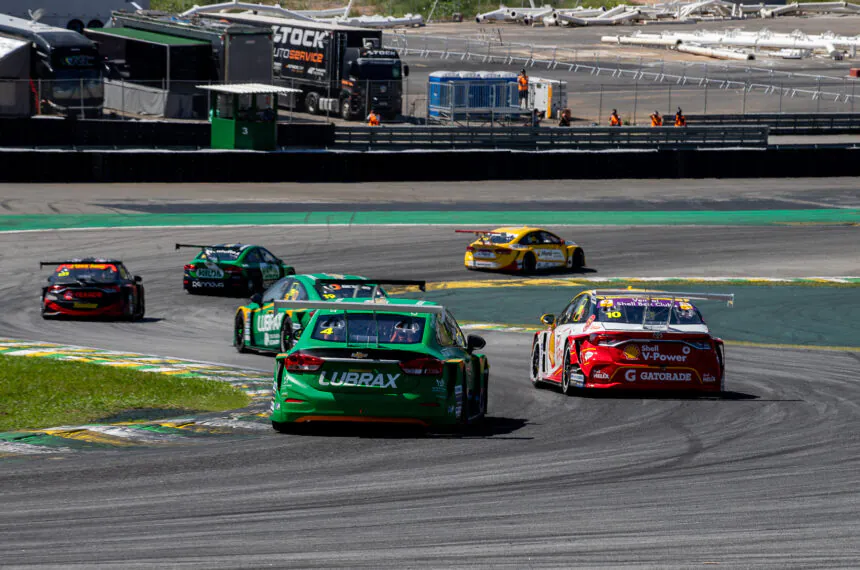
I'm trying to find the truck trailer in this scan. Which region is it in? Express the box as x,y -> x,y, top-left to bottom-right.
109,11 -> 273,84
199,12 -> 408,120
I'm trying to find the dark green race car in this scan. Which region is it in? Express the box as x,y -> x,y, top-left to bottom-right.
177,243 -> 294,296
234,275 -> 424,354
269,298 -> 489,431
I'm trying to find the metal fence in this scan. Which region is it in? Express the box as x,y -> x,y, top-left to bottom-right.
386,32 -> 860,121
333,125 -> 769,150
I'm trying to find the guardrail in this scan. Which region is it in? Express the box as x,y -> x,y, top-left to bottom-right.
333,125 -> 769,150
684,113 -> 860,134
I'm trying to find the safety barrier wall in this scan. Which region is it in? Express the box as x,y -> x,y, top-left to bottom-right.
1,147 -> 857,183
0,119 -> 335,149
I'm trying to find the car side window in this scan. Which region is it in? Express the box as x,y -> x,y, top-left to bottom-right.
260,248 -> 278,264
519,232 -> 540,246
118,265 -> 131,279
557,300 -> 577,325
572,295 -> 591,323
244,249 -> 262,264
539,231 -> 561,244
263,278 -> 291,304
444,311 -> 467,348
286,281 -> 308,301
436,315 -> 455,347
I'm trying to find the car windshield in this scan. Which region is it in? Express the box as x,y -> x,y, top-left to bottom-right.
314,283 -> 387,300
357,60 -> 401,80
596,298 -> 705,325
199,247 -> 242,262
311,313 -> 425,344
480,232 -> 516,245
52,264 -> 120,284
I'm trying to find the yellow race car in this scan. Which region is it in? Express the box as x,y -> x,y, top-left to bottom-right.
457,226 -> 586,273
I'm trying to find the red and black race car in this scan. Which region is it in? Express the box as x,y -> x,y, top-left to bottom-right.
40,259 -> 145,320
530,289 -> 733,394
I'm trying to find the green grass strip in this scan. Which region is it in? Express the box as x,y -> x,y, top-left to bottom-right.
0,354 -> 250,431
1,209 -> 858,232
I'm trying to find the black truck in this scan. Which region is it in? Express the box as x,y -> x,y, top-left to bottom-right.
202,12 -> 408,121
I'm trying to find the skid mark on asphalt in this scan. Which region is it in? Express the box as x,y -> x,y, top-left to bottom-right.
0,339 -> 272,456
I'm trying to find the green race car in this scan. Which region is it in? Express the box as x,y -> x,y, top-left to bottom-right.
234,275 -> 425,354
269,298 -> 489,431
177,243 -> 295,296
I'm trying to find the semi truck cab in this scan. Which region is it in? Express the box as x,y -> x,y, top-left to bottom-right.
338,40 -> 408,120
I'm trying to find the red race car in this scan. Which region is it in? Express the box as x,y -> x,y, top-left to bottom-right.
40,259 -> 145,320
530,289 -> 733,394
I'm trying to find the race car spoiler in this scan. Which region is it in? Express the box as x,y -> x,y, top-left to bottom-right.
315,278 -> 427,293
274,300 -> 443,314
454,229 -> 497,235
175,243 -> 214,250
594,289 -> 735,307
40,259 -> 122,267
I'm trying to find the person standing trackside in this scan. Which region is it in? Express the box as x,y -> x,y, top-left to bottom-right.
674,107 -> 687,127
518,69 -> 529,109
650,110 -> 663,127
558,108 -> 572,127
609,109 -> 622,127
367,109 -> 380,126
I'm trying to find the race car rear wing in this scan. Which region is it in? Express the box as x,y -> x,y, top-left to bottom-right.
175,243 -> 211,250
593,289 -> 735,307
315,278 -> 427,293
40,259 -> 123,267
274,300 -> 443,314
454,229 -> 497,235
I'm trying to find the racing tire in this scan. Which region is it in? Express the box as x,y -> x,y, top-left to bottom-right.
340,99 -> 352,120
246,277 -> 258,296
457,377 -> 470,430
279,316 -> 294,354
529,339 -> 544,388
523,252 -> 537,274
131,288 -> 145,321
480,371 -> 489,417
272,421 -> 295,434
561,343 -> 575,396
569,249 -> 585,272
234,314 -> 249,354
305,92 -> 320,115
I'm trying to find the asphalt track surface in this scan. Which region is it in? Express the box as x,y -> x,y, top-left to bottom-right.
1,180 -> 859,567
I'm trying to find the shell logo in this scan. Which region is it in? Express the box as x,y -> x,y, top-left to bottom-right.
623,344 -> 640,359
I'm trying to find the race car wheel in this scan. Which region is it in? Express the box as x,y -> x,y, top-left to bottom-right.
340,99 -> 352,120
279,316 -> 294,353
305,92 -> 320,115
529,340 -> 544,388
246,278 -> 257,296
131,288 -> 145,321
569,249 -> 585,271
480,371 -> 489,416
271,420 -> 295,434
523,252 -> 537,274
234,315 -> 248,353
561,343 -> 574,396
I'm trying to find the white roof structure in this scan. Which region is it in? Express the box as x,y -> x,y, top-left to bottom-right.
0,35 -> 27,59
196,83 -> 301,95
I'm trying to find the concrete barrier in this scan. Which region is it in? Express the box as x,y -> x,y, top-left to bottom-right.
0,119 -> 335,149
0,147 -> 857,183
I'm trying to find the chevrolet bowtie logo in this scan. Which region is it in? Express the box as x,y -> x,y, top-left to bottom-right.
351,352 -> 369,359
